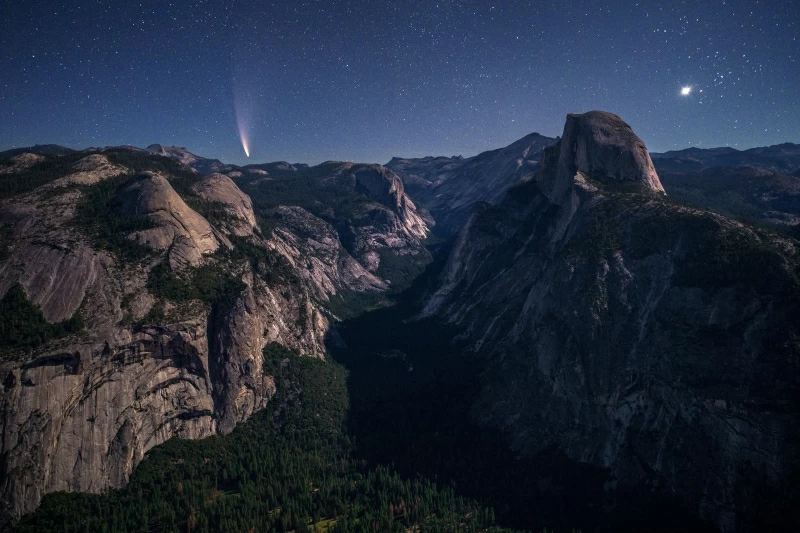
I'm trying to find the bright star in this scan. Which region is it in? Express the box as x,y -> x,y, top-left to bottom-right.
681,86 -> 692,96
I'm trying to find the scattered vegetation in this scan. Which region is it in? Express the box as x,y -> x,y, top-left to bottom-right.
235,162 -> 374,222
73,173 -> 156,262
375,249 -> 431,291
562,200 -> 622,261
562,180 -> 800,297
139,259 -> 246,324
0,223 -> 11,262
147,261 -> 242,304
0,152 -> 90,199
103,149 -> 198,184
324,290 -> 390,321
223,234 -> 300,287
17,343 -> 518,533
103,148 -> 233,227
620,194 -> 800,294
0,284 -> 84,357
674,217 -> 799,292
138,299 -> 166,324
237,163 -> 431,288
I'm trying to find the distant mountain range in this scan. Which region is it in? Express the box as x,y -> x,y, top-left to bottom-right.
2,127 -> 799,532
419,112 -> 800,532
651,143 -> 800,175
387,133 -> 557,233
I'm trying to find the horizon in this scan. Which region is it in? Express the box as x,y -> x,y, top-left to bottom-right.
3,127 -> 798,168
2,1 -> 798,166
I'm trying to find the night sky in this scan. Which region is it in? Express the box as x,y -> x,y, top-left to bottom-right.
1,0 -> 798,165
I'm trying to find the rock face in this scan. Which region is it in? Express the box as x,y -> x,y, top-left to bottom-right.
423,111 -> 800,531
0,150 -> 401,519
0,153 -> 44,175
387,132 -> 556,233
116,172 -> 222,269
50,154 -> 125,186
266,206 -> 388,301
534,111 -> 664,202
191,173 -> 258,236
145,144 -> 232,175
237,161 -> 433,284
346,164 -> 431,260
1,323 -> 218,516
0,243 -> 100,322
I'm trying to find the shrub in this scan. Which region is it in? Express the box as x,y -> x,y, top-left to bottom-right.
0,284 -> 84,356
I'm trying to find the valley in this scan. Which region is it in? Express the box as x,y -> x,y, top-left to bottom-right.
1,113 -> 799,532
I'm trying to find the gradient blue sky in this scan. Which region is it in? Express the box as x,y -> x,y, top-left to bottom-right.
1,0 -> 798,165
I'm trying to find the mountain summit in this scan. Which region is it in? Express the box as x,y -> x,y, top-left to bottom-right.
536,110 -> 664,202
423,111 -> 800,532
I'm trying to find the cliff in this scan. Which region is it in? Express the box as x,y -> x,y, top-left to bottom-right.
422,111 -> 800,531
0,149 -> 429,518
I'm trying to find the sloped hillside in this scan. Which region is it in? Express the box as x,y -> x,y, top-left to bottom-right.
0,148 -> 430,518
422,111 -> 800,532
387,132 -> 556,233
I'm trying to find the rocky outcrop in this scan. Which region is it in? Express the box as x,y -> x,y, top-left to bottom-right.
49,154 -> 126,187
191,173 -> 258,236
0,153 -> 44,175
423,111 -> 800,531
0,154 -> 347,520
0,243 -> 100,322
266,206 -> 387,300
344,164 -> 431,268
116,172 -> 222,269
145,144 -> 232,175
387,132 -> 556,233
0,182 -> 113,326
534,110 -> 663,202
238,161 -> 433,283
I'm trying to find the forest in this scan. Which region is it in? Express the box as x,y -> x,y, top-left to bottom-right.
16,343 -> 523,533
0,283 -> 84,358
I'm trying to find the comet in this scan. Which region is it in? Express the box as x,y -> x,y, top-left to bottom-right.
240,133 -> 250,157
233,84 -> 251,158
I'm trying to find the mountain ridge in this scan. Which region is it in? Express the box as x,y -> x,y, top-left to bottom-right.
419,111 -> 800,532
0,146 -> 432,518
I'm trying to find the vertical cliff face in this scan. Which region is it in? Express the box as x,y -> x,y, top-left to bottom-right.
387,132 -> 557,234
116,172 -> 223,269
191,173 -> 258,237
1,323 -> 218,516
0,152 -> 416,518
423,111 -> 800,531
236,161 -> 433,287
535,111 -> 664,202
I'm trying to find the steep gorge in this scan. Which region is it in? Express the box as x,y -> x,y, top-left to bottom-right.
2,114 -> 799,532
0,150 -> 431,519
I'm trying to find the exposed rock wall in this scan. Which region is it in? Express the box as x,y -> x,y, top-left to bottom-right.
116,172 -> 222,269
1,323 -> 217,516
0,162 -> 335,518
423,111 -> 800,531
387,132 -> 556,233
191,173 -> 257,236
266,206 -> 387,299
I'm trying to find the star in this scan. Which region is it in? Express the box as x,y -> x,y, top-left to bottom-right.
681,86 -> 692,96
